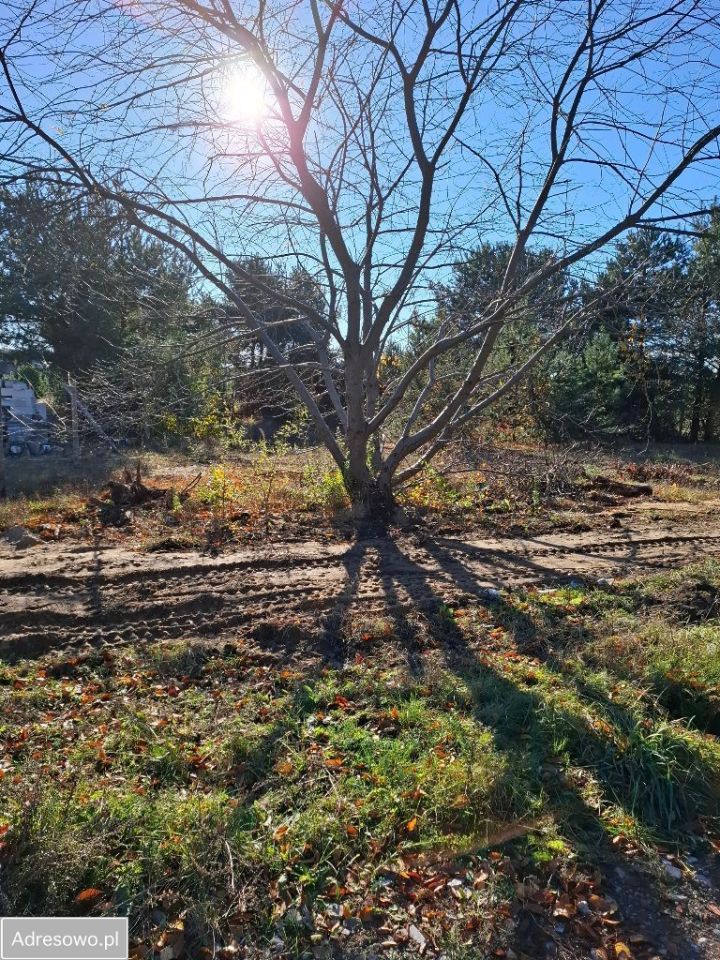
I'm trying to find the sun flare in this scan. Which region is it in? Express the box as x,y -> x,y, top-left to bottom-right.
221,66 -> 269,125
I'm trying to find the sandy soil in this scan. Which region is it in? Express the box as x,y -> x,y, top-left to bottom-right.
3,511 -> 720,663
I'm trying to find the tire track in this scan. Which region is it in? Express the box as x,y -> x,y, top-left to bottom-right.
2,524 -> 720,661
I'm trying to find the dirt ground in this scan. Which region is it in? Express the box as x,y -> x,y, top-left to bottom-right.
3,510 -> 720,662
5,455 -> 720,959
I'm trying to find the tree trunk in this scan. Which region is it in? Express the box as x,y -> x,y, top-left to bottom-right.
68,374 -> 81,459
346,468 -> 396,534
341,347 -> 398,533
690,350 -> 706,443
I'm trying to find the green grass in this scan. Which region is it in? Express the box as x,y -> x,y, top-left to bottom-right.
3,565 -> 720,954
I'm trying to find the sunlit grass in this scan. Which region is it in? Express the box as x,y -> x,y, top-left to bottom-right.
3,562 -> 720,951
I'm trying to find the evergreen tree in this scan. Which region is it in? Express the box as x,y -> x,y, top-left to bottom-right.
0,181 -> 194,373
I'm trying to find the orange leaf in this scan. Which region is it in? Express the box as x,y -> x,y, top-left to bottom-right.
406,817 -> 418,833
74,888 -> 103,907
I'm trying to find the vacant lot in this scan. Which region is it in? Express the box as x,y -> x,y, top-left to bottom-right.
3,446 -> 720,960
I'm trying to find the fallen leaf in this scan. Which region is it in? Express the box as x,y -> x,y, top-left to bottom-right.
359,903 -> 377,922
74,887 -> 103,908
408,924 -> 426,950
589,894 -> 618,915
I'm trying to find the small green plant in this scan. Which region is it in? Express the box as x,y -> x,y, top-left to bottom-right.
188,392 -> 250,449
301,463 -> 349,511
272,408 -> 309,453
403,466 -> 479,513
198,465 -> 239,508
240,410 -> 312,536
197,465 -> 243,546
253,442 -> 280,537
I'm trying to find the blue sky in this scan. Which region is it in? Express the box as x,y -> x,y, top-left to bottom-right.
1,0 -> 720,323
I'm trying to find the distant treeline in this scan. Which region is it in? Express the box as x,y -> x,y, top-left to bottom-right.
2,181 -> 719,446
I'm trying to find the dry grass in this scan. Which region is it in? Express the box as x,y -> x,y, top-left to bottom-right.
2,440 -> 720,549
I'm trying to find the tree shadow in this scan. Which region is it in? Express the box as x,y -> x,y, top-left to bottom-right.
88,533 -> 104,623
430,528 -> 649,588
335,534 -> 718,959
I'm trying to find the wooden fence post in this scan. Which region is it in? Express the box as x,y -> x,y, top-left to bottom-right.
0,387 -> 6,500
68,374 -> 80,459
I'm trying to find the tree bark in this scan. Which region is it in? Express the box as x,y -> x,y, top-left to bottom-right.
68,374 -> 81,459
345,421 -> 397,532
341,346 -> 398,533
346,468 -> 396,533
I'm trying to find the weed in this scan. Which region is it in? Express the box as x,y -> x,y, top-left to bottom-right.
402,467 -> 479,514
197,465 -> 240,508
301,462 -> 349,511
656,483 -> 704,504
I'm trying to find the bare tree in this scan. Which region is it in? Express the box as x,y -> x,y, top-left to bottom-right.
1,0 -> 720,525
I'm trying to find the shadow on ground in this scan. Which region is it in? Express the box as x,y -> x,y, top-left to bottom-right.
321,534 -> 720,959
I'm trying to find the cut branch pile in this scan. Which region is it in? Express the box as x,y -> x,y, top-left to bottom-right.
105,466 -> 165,508
586,472 -> 653,500
91,466 -> 201,525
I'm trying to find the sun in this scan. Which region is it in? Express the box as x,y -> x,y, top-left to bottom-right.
221,66 -> 269,126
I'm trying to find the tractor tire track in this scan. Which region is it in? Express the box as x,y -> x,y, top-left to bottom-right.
2,522 -> 720,661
